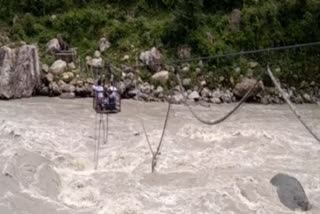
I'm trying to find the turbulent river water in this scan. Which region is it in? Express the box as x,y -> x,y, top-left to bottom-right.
0,97 -> 319,214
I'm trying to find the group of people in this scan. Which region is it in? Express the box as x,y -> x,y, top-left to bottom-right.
93,80 -> 118,111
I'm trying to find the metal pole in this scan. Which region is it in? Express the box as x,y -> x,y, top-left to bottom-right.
105,114 -> 109,145
94,114 -> 102,170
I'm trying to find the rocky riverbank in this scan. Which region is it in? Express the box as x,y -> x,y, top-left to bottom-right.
1,42 -> 320,105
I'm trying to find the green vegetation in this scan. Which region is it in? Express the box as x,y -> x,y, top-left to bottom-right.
1,0 -> 320,87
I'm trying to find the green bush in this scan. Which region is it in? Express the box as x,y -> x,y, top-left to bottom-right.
1,0 -> 320,86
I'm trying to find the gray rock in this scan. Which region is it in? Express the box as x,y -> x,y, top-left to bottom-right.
88,58 -> 103,68
303,94 -> 311,103
221,90 -> 233,103
117,81 -> 126,95
212,89 -> 222,99
293,95 -> 304,104
182,78 -> 192,87
261,96 -> 270,105
121,65 -> 135,74
86,78 -> 94,85
122,55 -> 130,61
85,55 -> 92,62
154,86 -> 164,98
46,73 -> 54,83
50,60 -> 67,75
60,92 -> 76,99
274,96 -> 281,104
193,85 -> 199,92
139,82 -> 153,94
68,62 -> 76,70
200,87 -> 211,98
60,84 -> 75,93
170,94 -> 184,104
62,72 -> 74,83
46,38 -> 61,54
138,93 -> 150,101
99,37 -> 111,53
0,45 -> 41,99
151,71 -> 169,84
49,82 -> 61,96
42,64 -> 49,73
139,47 -> 162,72
210,97 -> 222,104
123,79 -> 135,91
124,72 -> 135,80
75,80 -> 83,87
188,91 -> 200,101
94,50 -> 101,59
182,66 -> 190,73
286,88 -> 294,99
173,85 -> 181,92
233,78 -> 264,99
271,173 -> 311,211
128,89 -> 140,98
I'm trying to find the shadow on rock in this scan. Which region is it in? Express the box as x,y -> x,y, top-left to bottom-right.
271,173 -> 311,211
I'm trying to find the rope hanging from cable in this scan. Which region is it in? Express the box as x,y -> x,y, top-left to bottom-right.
266,66 -> 320,143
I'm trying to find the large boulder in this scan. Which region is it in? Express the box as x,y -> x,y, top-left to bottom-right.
139,47 -> 162,72
49,60 -> 67,75
0,45 -> 41,99
233,78 -> 264,99
271,173 -> 311,211
151,71 -> 169,84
